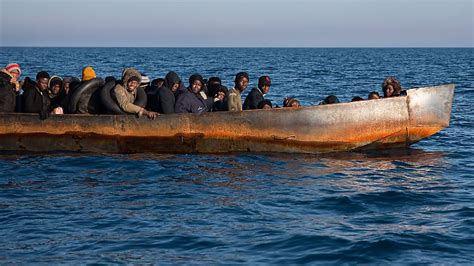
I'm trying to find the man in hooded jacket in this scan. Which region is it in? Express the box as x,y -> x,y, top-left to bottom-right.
155,71 -> 181,114
113,68 -> 158,119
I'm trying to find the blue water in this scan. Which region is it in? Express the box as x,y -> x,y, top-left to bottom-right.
1,48 -> 473,264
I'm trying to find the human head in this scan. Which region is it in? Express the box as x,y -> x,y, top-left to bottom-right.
322,95 -> 339,105
368,91 -> 380,100
122,68 -> 141,92
189,74 -> 204,94
140,73 -> 150,88
164,71 -> 181,93
82,66 -> 96,81
382,76 -> 401,97
258,75 -> 271,94
36,71 -> 50,91
208,76 -> 221,86
48,76 -> 63,96
62,76 -> 80,95
152,78 -> 165,88
283,97 -> 300,108
234,72 -> 249,92
258,99 -> 273,109
5,63 -> 21,81
351,96 -> 364,102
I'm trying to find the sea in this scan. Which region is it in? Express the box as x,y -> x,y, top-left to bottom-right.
0,47 -> 473,264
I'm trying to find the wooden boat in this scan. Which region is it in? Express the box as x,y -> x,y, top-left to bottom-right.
0,84 -> 454,154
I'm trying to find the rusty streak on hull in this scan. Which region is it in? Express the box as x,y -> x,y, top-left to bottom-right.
0,84 -> 455,154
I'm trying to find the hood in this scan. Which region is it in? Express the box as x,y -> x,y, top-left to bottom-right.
122,68 -> 142,90
164,71 -> 181,89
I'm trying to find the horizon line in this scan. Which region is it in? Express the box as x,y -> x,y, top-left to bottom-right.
1,46 -> 473,49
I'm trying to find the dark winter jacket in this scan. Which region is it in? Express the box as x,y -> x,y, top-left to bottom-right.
243,87 -> 265,110
156,71 -> 181,114
0,71 -> 16,112
175,88 -> 210,114
22,80 -> 50,116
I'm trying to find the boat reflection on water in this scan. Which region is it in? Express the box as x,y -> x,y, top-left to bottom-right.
137,148 -> 450,195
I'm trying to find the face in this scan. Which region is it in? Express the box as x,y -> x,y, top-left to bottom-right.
262,104 -> 272,110
190,80 -> 202,94
369,94 -> 380,100
51,84 -> 61,95
64,82 -> 70,94
10,70 -> 20,82
236,77 -> 249,92
127,80 -> 139,92
261,85 -> 270,94
385,85 -> 394,97
37,78 -> 49,91
171,82 -> 180,92
291,101 -> 300,108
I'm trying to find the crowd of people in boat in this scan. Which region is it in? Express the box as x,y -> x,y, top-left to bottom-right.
0,63 -> 405,119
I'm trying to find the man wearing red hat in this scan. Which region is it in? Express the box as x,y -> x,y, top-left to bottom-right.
0,63 -> 22,112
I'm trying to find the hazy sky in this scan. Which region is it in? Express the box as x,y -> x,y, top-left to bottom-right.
1,0 -> 472,47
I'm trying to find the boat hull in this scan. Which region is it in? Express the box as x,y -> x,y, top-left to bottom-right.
0,84 -> 454,154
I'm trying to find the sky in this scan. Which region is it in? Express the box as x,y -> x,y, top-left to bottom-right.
0,0 -> 472,47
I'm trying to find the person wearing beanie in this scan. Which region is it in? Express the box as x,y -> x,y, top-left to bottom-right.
82,66 -> 96,81
113,67 -> 158,119
227,71 -> 249,112
22,71 -> 51,118
243,75 -> 271,110
174,74 -> 212,114
0,63 -> 22,112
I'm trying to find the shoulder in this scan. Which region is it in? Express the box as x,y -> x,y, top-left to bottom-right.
114,84 -> 126,92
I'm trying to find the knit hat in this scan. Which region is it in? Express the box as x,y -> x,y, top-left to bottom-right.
258,76 -> 271,87
82,66 -> 96,81
234,72 -> 249,83
36,71 -> 50,80
189,74 -> 204,86
5,63 -> 21,75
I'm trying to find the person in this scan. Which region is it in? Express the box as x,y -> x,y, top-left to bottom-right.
113,68 -> 158,119
319,95 -> 340,105
368,91 -> 380,100
22,71 -> 51,118
151,78 -> 165,89
243,75 -> 271,110
48,76 -> 66,114
155,71 -> 181,114
175,74 -> 211,114
227,72 -> 249,112
283,97 -> 300,108
382,76 -> 401,97
62,76 -> 80,96
258,99 -> 273,109
351,96 -> 364,102
145,77 -> 164,111
0,63 -> 21,112
205,77 -> 228,112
